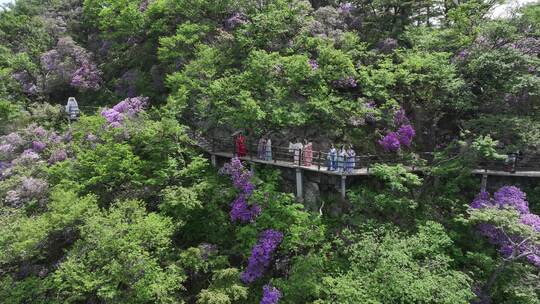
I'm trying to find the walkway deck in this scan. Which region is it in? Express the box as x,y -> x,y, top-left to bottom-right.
212,151 -> 372,176
190,131 -> 540,178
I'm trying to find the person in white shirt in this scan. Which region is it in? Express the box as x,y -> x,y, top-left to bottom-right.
265,137 -> 272,161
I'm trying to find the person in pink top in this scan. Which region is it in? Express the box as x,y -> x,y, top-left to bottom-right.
302,139 -> 313,166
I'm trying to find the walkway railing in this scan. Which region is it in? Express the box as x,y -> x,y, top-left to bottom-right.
190,132 -> 540,200
197,134 -> 435,172
189,132 -> 536,174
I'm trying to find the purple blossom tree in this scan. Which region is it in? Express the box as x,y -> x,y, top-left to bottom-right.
0,161 -> 10,180
5,190 -> 21,207
379,107 -> 415,152
224,12 -> 248,30
309,59 -> 319,70
32,141 -> 47,153
71,61 -> 101,90
20,177 -> 48,199
48,149 -> 67,165
40,36 -> 102,92
261,284 -> 282,304
0,144 -> 14,160
333,76 -> 357,89
468,186 -> 540,302
377,38 -> 398,53
339,2 -> 354,13
220,158 -> 254,194
139,0 -> 153,12
220,158 -> 261,223
13,149 -> 40,165
393,107 -> 409,126
4,133 -> 24,148
241,229 -> 283,284
101,96 -> 149,127
32,126 -> 47,138
12,71 -> 39,95
509,37 -> 540,56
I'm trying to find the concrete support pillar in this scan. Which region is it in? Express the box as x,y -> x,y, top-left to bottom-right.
341,175 -> 347,200
211,154 -> 217,167
296,168 -> 303,200
481,174 -> 488,192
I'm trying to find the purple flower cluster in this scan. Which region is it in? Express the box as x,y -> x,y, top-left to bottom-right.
4,177 -> 48,207
50,133 -> 62,144
309,59 -> 319,70
453,49 -> 470,62
333,76 -> 357,89
40,37 -> 101,91
48,149 -> 67,165
5,190 -> 21,207
379,132 -> 401,152
220,158 -> 261,223
32,141 -> 47,153
230,195 -> 262,223
493,186 -> 529,214
139,0 -> 152,12
33,126 -> 47,138
261,284 -> 282,304
21,177 -> 48,198
101,96 -> 148,127
379,107 -> 415,152
397,124 -> 416,147
0,161 -> 10,180
0,144 -> 14,159
241,229 -> 283,284
13,149 -> 40,165
393,107 -> 409,126
510,37 -> 540,56
12,71 -> 39,95
220,158 -> 254,193
470,186 -> 540,268
5,133 -> 24,147
339,2 -> 354,13
377,38 -> 398,53
71,61 -> 101,90
224,12 -> 248,30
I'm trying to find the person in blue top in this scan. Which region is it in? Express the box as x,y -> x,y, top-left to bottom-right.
327,144 -> 337,171
337,145 -> 347,172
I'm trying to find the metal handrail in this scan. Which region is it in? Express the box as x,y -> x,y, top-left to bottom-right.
197,134 -> 534,173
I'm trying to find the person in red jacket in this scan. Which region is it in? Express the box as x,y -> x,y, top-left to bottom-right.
235,132 -> 247,157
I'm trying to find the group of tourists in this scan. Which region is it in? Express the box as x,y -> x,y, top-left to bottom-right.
327,144 -> 356,172
288,139 -> 313,166
257,136 -> 273,161
234,133 -> 357,172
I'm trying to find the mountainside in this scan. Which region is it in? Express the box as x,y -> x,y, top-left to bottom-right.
0,1 -> 540,303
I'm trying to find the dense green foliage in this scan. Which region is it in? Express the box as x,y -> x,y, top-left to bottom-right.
1,0 -> 540,303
